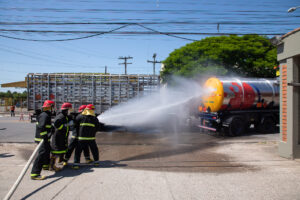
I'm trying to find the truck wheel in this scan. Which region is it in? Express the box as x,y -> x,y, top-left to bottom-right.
227,116 -> 245,136
258,116 -> 276,133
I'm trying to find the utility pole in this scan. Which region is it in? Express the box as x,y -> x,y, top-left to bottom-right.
118,56 -> 133,75
147,53 -> 161,76
105,66 -> 107,74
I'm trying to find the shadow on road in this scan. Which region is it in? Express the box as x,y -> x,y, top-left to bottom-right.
0,153 -> 14,158
95,160 -> 127,168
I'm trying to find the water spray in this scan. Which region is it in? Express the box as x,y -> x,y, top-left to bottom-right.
98,77 -> 205,128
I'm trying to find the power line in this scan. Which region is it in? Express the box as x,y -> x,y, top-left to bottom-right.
0,28 -> 285,35
136,24 -> 198,41
0,23 -> 285,42
0,22 -> 138,25
118,56 -> 133,75
0,24 -> 131,42
0,21 -> 295,25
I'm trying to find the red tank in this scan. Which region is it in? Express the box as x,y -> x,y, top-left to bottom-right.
201,77 -> 279,112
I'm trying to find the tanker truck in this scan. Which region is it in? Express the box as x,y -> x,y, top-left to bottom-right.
197,77 -> 279,136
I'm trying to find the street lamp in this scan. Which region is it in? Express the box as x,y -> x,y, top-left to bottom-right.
288,6 -> 300,13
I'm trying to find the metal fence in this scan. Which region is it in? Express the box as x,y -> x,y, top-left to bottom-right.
27,73 -> 160,113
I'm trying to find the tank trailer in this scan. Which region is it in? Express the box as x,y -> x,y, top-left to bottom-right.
197,77 -> 279,136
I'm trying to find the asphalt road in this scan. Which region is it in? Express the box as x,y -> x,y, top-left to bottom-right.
1,115 -> 300,200
0,115 -> 35,143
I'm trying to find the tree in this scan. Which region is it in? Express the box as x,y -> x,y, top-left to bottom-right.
5,90 -> 12,98
0,91 -> 27,101
161,35 -> 278,81
21,91 -> 27,99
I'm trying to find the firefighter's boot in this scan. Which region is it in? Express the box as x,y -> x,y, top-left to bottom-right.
62,161 -> 68,166
61,158 -> 68,166
31,174 -> 46,180
72,164 -> 79,170
85,158 -> 94,164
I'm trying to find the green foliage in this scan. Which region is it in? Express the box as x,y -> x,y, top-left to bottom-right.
161,35 -> 278,81
0,90 -> 27,100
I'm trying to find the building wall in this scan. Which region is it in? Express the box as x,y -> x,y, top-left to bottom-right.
278,31 -> 300,61
277,30 -> 300,158
292,56 -> 300,157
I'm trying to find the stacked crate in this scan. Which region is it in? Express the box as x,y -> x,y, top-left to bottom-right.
27,73 -> 160,113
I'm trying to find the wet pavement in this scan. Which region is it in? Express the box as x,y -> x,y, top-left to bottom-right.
1,115 -> 300,199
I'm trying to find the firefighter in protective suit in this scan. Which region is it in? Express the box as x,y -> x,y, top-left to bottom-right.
34,112 -> 51,171
50,102 -> 72,171
73,104 -> 102,169
64,105 -> 92,164
30,100 -> 54,180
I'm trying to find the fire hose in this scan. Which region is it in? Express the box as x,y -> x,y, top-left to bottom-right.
3,139 -> 44,200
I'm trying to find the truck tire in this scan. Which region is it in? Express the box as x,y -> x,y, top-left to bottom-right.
258,115 -> 276,133
224,116 -> 245,137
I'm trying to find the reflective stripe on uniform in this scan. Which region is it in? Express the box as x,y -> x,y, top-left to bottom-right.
66,125 -> 69,137
30,173 -> 40,177
40,131 -> 47,136
58,124 -> 64,130
45,125 -> 52,128
35,138 -> 42,142
80,123 -> 95,127
35,138 -> 50,142
51,150 -> 67,154
66,117 -> 69,137
78,137 -> 95,140
71,136 -> 77,139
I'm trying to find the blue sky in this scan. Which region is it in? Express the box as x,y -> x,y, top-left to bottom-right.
0,0 -> 299,92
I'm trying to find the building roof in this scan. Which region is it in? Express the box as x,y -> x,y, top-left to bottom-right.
282,27 -> 300,39
1,81 -> 26,88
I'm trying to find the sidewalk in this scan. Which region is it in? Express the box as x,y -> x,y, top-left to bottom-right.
1,134 -> 300,200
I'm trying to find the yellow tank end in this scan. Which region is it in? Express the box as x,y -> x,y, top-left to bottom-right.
198,106 -> 203,112
202,77 -> 224,112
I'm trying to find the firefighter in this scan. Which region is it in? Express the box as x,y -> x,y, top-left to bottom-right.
50,102 -> 72,171
64,105 -> 92,165
73,104 -> 102,169
30,100 -> 54,180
